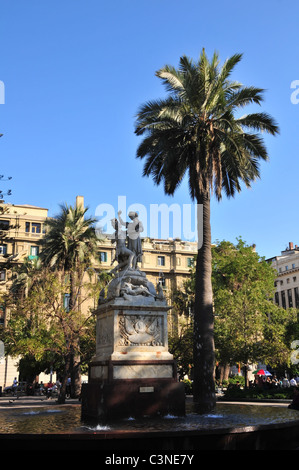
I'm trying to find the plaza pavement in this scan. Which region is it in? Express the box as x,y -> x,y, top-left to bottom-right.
0,394 -> 292,409
0,395 -> 80,408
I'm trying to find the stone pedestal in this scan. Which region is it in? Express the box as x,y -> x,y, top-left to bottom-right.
81,297 -> 185,420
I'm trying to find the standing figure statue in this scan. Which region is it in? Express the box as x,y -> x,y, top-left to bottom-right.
118,210 -> 144,269
110,218 -> 135,274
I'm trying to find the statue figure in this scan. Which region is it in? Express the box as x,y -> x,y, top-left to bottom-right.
118,210 -> 143,269
120,278 -> 156,299
98,211 -> 165,304
110,218 -> 135,274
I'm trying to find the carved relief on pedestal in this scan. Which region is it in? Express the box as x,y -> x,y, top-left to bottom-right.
118,314 -> 164,346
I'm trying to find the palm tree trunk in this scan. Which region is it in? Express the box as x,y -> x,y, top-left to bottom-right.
69,269 -> 81,398
193,191 -> 216,413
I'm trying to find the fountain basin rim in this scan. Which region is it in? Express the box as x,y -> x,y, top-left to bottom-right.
1,417 -> 299,439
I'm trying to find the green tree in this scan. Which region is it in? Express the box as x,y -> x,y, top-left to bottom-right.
135,49 -> 279,412
0,266 -> 100,396
212,239 -> 295,386
40,203 -> 99,399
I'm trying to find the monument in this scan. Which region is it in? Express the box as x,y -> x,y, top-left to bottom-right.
81,211 -> 185,420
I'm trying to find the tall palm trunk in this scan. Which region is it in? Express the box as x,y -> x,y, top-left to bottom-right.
193,192 -> 216,413
68,269 -> 81,398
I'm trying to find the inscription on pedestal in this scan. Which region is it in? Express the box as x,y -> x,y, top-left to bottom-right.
139,386 -> 154,393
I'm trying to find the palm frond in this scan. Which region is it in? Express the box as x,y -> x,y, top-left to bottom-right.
135,49 -> 279,201
236,112 -> 280,136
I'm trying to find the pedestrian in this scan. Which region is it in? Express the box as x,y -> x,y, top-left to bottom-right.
12,377 -> 18,395
282,377 -> 290,388
66,377 -> 71,398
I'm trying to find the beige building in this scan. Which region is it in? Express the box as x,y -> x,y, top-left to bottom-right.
0,196 -> 197,390
0,201 -> 48,318
0,201 -> 48,389
268,242 -> 299,309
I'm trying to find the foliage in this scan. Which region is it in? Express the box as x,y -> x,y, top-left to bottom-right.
134,49 -> 279,202
39,203 -> 100,399
212,239 -> 295,369
169,239 -> 297,377
182,379 -> 193,395
221,385 -> 296,401
168,315 -> 193,379
0,267 -> 99,376
41,203 -> 98,273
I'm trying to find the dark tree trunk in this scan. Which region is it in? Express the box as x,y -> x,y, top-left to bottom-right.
218,363 -> 230,383
57,351 -> 71,404
70,350 -> 81,398
193,192 -> 216,413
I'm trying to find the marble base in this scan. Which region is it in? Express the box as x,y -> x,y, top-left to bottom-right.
81,376 -> 185,421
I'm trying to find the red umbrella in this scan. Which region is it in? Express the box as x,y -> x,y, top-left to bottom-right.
253,369 -> 272,376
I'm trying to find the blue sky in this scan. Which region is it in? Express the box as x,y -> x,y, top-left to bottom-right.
0,0 -> 298,259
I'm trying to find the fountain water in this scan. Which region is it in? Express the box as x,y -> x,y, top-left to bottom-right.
0,399 -> 299,450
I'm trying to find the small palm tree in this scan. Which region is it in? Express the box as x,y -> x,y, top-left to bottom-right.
135,49 -> 279,412
41,203 -> 98,400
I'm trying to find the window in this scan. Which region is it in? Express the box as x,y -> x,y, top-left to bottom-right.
64,293 -> 70,312
275,292 -> 279,305
285,265 -> 289,271
0,245 -> 7,255
30,246 -> 39,257
294,287 -> 299,309
158,272 -> 166,288
157,256 -> 165,266
0,270 -> 5,281
281,291 -> 286,309
288,289 -> 293,308
31,223 -> 41,234
0,305 -> 5,325
25,222 -> 30,233
292,263 -> 296,269
0,220 -> 9,231
99,251 -> 108,263
187,257 -> 194,268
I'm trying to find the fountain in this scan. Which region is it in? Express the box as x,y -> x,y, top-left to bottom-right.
81,211 -> 185,421
0,398 -> 299,450
1,212 -> 299,451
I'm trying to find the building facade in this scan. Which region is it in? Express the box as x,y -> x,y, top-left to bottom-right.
0,201 -> 48,389
0,201 -> 48,320
269,242 -> 299,310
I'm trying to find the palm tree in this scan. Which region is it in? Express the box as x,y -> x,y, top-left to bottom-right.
41,203 -> 98,401
134,49 -> 279,412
